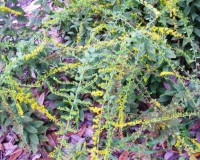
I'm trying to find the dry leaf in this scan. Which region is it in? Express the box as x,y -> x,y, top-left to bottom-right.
38,92 -> 45,106
78,124 -> 86,137
9,149 -> 23,160
119,151 -> 129,160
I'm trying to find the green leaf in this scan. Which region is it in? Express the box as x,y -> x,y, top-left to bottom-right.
22,116 -> 33,123
147,136 -> 162,147
31,121 -> 44,128
165,48 -> 176,58
11,6 -> 24,13
52,0 -> 64,7
30,134 -> 39,144
194,28 -> 200,37
186,0 -> 193,6
4,118 -> 12,127
12,124 -> 23,135
77,155 -> 87,160
30,143 -> 38,154
38,126 -> 49,134
38,135 -> 48,142
47,94 -> 60,100
182,38 -> 190,47
158,95 -> 171,102
1,113 -> 7,123
25,125 -> 38,133
8,0 -> 18,4
183,6 -> 191,16
16,15 -> 29,23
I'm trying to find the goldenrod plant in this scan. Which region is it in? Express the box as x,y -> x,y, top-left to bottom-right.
0,0 -> 200,159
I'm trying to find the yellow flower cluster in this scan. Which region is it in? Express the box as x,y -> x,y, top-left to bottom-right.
154,100 -> 161,108
133,47 -> 139,52
0,6 -> 22,15
49,63 -> 81,75
88,23 -> 108,44
24,42 -> 46,61
43,17 -> 59,27
115,110 -> 200,128
15,87 -> 57,122
143,31 -> 161,40
151,26 -> 182,37
77,22 -> 83,43
89,112 -> 105,159
115,94 -> 126,128
142,1 -> 161,18
30,101 -> 57,122
16,103 -> 24,117
91,90 -> 104,97
160,0 -> 179,18
89,106 -> 103,114
98,68 -> 116,73
160,71 -> 175,76
96,149 -> 109,155
176,135 -> 197,160
191,139 -> 200,151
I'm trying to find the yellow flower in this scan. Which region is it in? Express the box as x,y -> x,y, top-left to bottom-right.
143,76 -> 147,82
154,101 -> 161,108
16,103 -> 24,117
91,90 -> 103,97
89,106 -> 103,114
133,47 -> 139,52
160,71 -> 175,76
24,42 -> 46,61
0,6 -> 22,15
191,139 -> 200,150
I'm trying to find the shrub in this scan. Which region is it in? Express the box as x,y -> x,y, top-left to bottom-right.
0,0 -> 200,159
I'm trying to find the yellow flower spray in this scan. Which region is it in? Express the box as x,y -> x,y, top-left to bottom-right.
0,6 -> 22,15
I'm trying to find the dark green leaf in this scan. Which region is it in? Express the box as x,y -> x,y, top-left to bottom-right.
31,121 -> 44,128
25,125 -> 38,133
194,28 -> 200,37
16,15 -> 29,23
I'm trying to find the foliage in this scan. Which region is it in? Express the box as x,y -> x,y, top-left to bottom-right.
0,0 -> 200,159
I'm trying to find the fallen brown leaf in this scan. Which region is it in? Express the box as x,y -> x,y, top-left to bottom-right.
119,151 -> 129,160
0,144 -> 3,151
78,124 -> 86,137
9,149 -> 23,160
